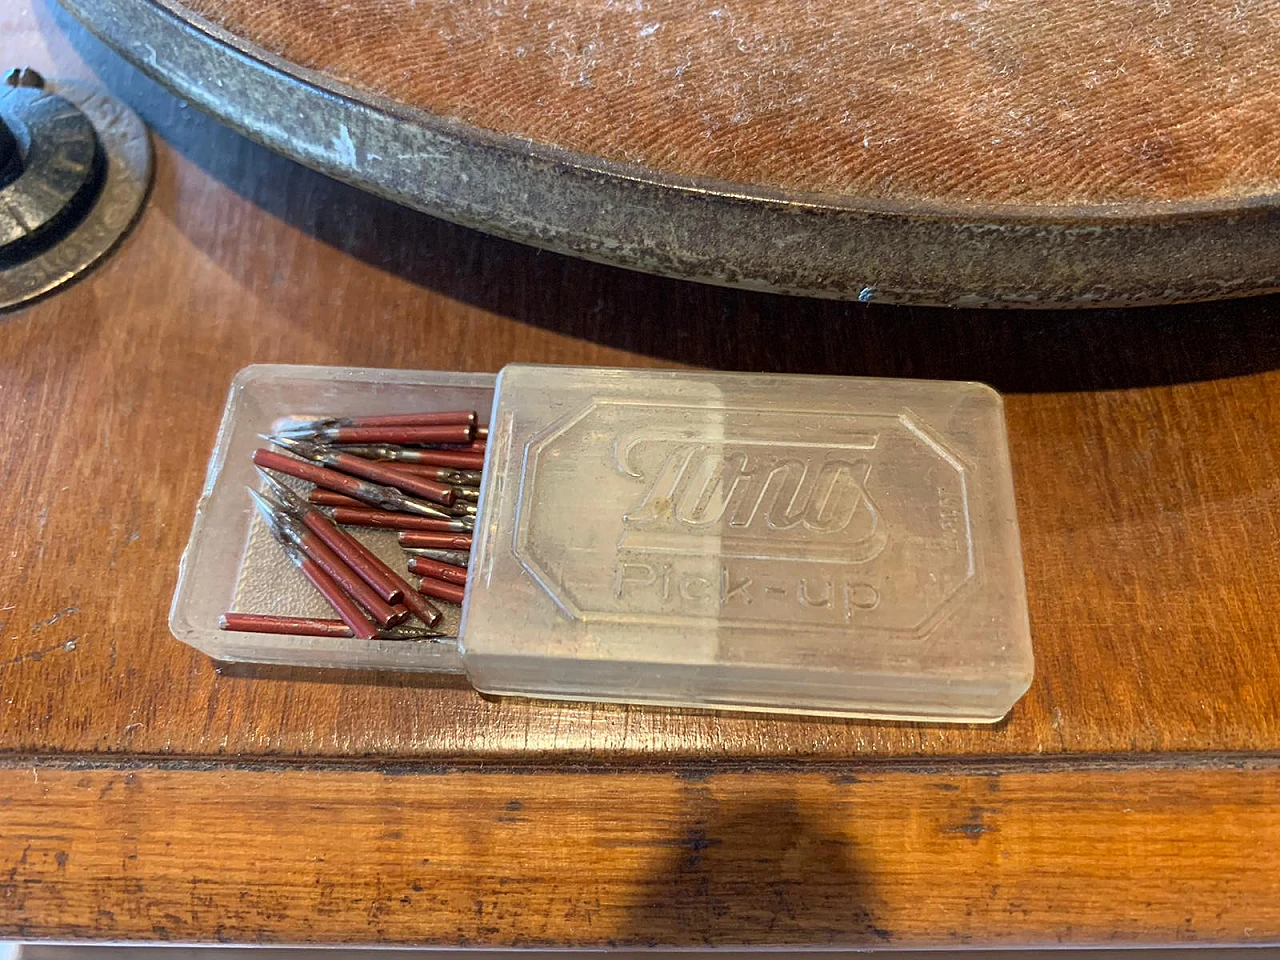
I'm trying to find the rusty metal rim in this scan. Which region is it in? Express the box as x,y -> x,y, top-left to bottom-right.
56,0 -> 1280,307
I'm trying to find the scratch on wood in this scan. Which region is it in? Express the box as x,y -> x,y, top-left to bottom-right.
0,637 -> 82,670
29,606 -> 79,632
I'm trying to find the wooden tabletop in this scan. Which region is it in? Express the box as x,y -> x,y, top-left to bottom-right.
3,0 -> 1280,946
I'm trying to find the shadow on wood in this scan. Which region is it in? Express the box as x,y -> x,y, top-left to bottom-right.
617,795 -> 884,945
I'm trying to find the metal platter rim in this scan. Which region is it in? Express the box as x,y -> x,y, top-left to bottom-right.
58,0 -> 1280,307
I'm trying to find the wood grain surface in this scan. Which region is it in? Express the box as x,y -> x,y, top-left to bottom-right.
5,763 -> 1280,945
175,0 -> 1280,211
7,4 -> 1280,945
4,2 -> 1280,765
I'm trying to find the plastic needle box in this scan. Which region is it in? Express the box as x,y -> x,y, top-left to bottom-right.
171,363 -> 1033,722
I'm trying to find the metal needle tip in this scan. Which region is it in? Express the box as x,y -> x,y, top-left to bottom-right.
255,468 -> 307,516
246,487 -> 284,537
265,433 -> 304,452
276,417 -> 336,436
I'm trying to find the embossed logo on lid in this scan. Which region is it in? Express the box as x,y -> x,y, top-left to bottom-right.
514,401 -> 974,638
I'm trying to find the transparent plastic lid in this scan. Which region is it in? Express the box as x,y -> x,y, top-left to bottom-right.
461,365 -> 1032,722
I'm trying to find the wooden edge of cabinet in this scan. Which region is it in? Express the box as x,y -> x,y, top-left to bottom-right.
2,760 -> 1278,945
